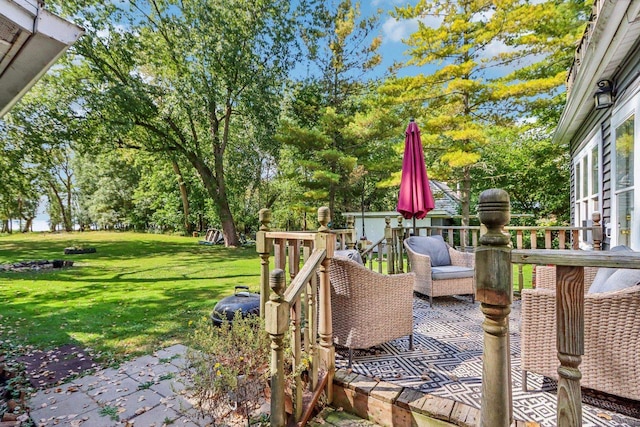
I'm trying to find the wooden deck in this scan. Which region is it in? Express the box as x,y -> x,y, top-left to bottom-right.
330,295 -> 640,427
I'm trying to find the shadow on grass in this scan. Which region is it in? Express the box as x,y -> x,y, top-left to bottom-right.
0,239 -> 256,264
2,284 -> 229,361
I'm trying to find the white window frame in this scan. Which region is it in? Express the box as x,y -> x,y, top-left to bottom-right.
573,129 -> 601,248
611,92 -> 640,249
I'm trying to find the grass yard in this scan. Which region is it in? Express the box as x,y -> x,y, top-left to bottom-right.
0,231 -> 535,365
0,231 -> 260,364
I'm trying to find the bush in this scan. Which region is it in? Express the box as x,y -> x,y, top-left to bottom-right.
185,313 -> 270,424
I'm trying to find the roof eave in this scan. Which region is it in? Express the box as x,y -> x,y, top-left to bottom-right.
553,0 -> 640,146
0,1 -> 84,118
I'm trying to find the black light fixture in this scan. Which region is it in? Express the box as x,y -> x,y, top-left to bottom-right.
594,79 -> 614,109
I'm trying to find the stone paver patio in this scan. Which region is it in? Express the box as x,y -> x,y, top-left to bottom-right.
28,344 -> 213,427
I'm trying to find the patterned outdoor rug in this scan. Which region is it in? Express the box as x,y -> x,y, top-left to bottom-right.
335,296 -> 640,427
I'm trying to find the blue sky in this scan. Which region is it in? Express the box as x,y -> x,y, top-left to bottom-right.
361,0 -> 420,75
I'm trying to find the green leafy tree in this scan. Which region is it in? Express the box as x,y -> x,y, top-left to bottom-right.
472,126 -> 570,222
388,0 -> 589,237
62,0 -> 298,245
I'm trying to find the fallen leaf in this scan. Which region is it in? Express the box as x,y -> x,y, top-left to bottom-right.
597,413 -> 613,420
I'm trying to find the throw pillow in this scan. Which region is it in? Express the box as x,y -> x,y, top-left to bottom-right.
594,268 -> 640,293
406,235 -> 451,267
587,245 -> 632,294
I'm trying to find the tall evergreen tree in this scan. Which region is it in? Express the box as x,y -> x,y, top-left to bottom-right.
277,0 -> 384,223
386,0 -> 589,236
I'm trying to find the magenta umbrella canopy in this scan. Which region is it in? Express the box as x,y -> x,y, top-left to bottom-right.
397,120 -> 435,220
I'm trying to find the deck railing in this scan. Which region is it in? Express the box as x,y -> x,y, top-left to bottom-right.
476,189 -> 639,427
383,213 -> 603,291
257,208 -> 335,426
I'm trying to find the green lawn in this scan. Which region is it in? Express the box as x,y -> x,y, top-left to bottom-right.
0,231 -> 260,364
0,232 -> 534,365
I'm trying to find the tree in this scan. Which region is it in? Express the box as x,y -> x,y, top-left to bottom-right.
1,73 -> 82,232
471,126 -> 570,222
62,0 -> 298,245
276,0 -> 385,224
388,0 -> 589,237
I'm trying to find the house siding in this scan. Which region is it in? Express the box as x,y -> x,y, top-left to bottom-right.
568,42 -> 640,249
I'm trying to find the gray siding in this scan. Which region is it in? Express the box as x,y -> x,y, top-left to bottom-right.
568,41 -> 640,248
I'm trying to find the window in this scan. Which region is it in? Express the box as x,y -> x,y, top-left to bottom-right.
574,132 -> 601,247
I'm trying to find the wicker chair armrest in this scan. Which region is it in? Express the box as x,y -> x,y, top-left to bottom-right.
449,248 -> 474,268
403,242 -> 433,277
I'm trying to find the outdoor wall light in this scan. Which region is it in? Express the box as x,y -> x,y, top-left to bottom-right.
594,79 -> 614,109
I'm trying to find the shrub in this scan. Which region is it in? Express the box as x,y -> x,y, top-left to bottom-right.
185,313 -> 270,425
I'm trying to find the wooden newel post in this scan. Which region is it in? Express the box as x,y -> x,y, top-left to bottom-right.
397,216 -> 405,273
266,269 -> 289,427
385,216 -> 393,274
476,189 -> 512,427
256,208 -> 273,318
316,207 -> 335,403
591,212 -> 602,251
346,215 -> 356,249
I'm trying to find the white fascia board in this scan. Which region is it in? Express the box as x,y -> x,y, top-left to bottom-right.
0,0 -> 37,31
37,8 -> 84,45
0,1 -> 84,117
553,0 -> 635,145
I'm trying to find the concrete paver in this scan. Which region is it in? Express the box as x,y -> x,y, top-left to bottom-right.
28,344 -> 200,427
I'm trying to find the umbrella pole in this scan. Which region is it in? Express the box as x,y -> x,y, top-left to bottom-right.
413,216 -> 417,236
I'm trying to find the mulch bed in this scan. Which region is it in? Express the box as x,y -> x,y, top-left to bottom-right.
16,345 -> 99,389
542,377 -> 640,419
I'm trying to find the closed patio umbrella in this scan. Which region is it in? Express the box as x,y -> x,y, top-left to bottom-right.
397,119 -> 435,233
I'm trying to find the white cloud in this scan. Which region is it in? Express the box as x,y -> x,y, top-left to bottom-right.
382,17 -> 419,42
481,40 -> 518,58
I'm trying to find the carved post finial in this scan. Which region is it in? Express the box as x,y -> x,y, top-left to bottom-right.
346,215 -> 354,229
259,208 -> 271,231
269,269 -> 286,302
478,188 -> 510,246
318,207 -> 330,232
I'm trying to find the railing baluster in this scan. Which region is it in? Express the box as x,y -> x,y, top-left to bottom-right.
571,230 -> 579,249
516,230 -> 524,294
385,216 -> 393,274
545,229 -> 552,249
592,212 -> 602,250
531,230 -> 537,249
275,238 -> 286,271
448,228 -> 454,246
289,239 -> 300,280
307,260 -> 318,391
559,230 -> 566,249
291,298 -> 302,420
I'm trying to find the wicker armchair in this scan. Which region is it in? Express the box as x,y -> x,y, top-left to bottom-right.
521,265 -> 640,400
329,257 -> 415,367
403,236 -> 475,306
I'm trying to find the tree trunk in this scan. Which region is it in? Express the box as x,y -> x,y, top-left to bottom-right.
186,152 -> 240,247
171,160 -> 192,235
22,217 -> 33,232
461,166 -> 472,247
49,181 -> 70,232
66,174 -> 73,232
